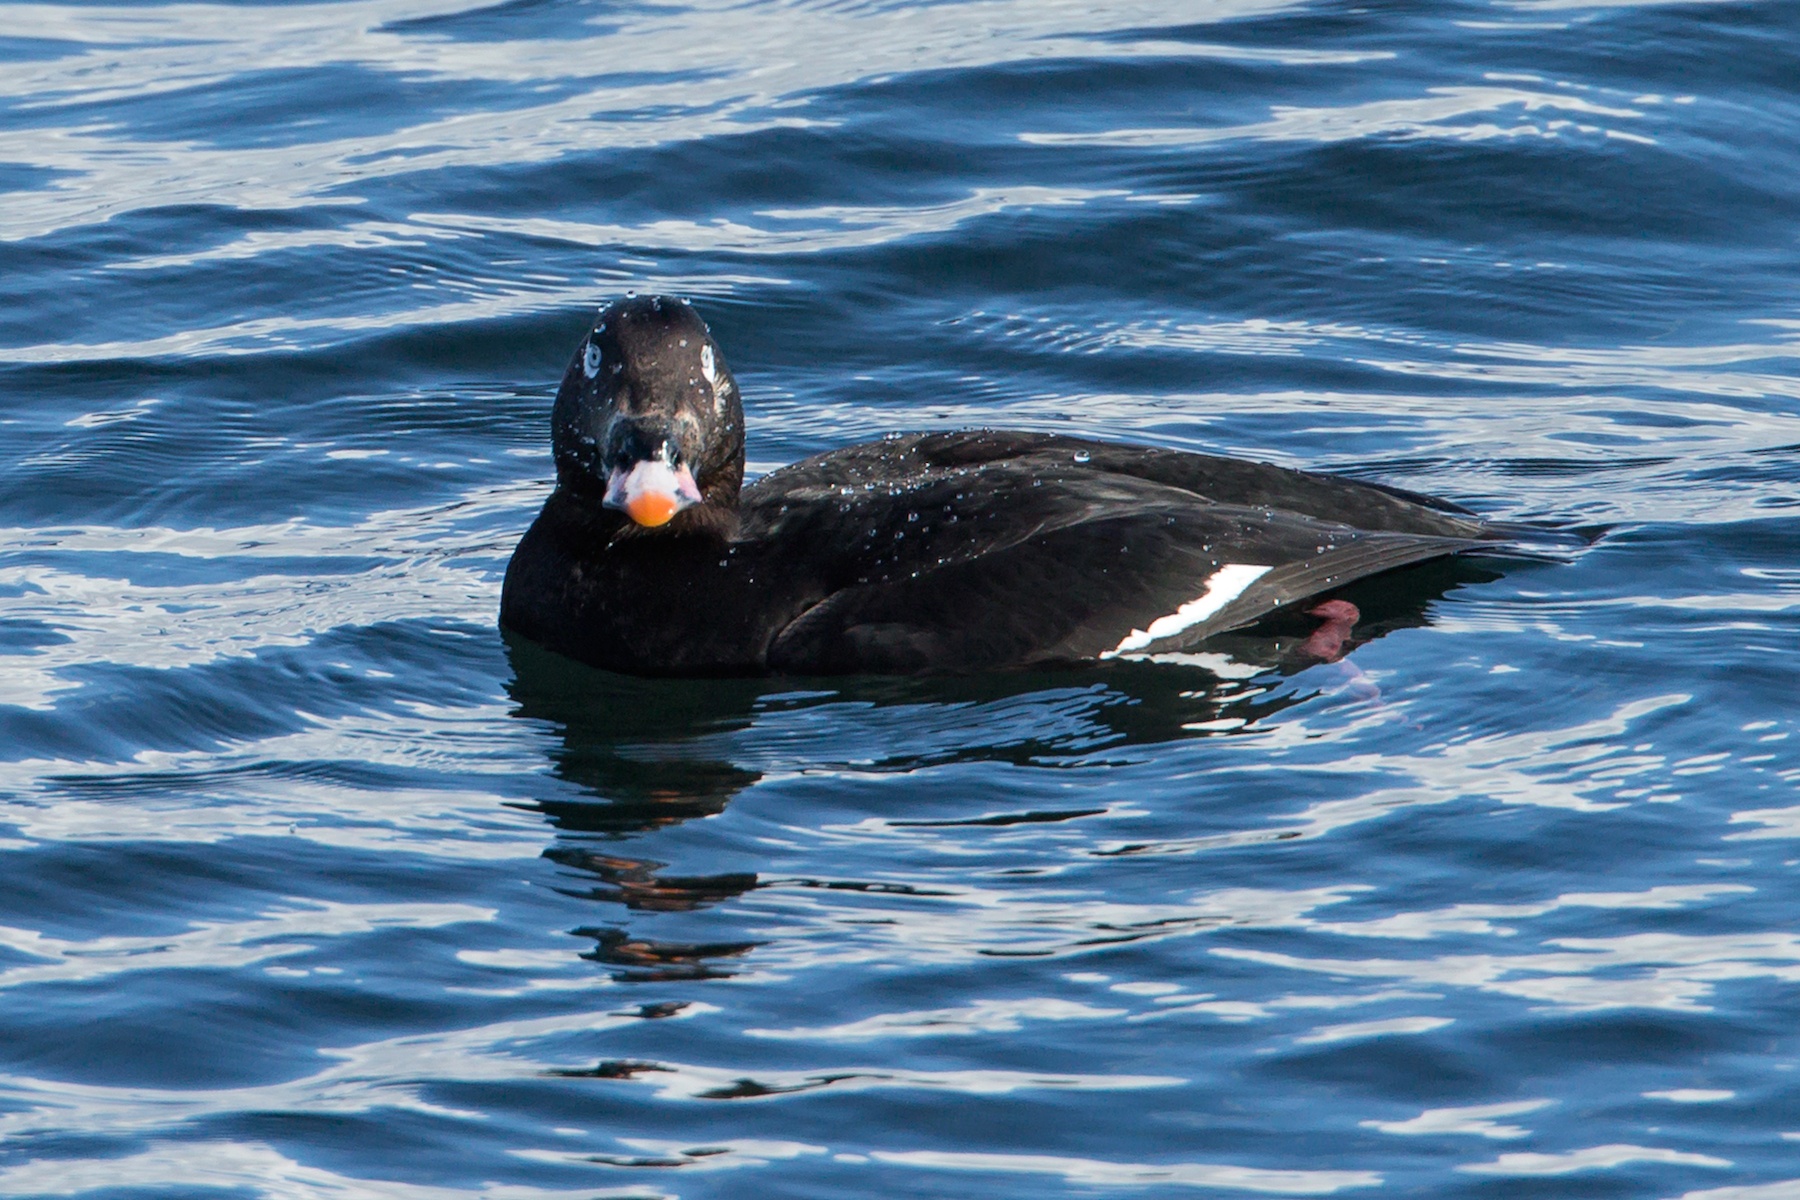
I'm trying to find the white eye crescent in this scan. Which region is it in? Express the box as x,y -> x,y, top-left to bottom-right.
583,342 -> 602,378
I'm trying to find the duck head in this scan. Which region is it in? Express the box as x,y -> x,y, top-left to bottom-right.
552,295 -> 745,533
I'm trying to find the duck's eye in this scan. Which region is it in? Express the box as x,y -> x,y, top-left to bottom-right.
583,341 -> 602,379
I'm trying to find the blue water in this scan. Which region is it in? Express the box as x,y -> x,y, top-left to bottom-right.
1,0 -> 1798,1196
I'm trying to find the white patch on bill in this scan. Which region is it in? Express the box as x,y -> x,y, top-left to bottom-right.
1103,564 -> 1271,656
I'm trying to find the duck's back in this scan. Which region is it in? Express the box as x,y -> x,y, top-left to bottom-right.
752,431 -> 1483,537
716,431 -> 1490,674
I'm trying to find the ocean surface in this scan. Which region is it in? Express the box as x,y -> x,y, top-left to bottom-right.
1,0 -> 1798,1196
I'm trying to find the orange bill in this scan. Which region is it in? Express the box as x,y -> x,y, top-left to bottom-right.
625,491 -> 680,527
604,458 -> 702,527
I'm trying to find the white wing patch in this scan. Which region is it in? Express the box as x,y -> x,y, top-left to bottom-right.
1103,563 -> 1272,656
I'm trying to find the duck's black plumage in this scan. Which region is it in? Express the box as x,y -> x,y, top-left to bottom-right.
500,296 -> 1501,676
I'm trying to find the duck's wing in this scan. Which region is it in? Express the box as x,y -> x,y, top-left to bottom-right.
765,497 -> 1480,675
748,430 -> 1490,546
898,430 -> 1493,539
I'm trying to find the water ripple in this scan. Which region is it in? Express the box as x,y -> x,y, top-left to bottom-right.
4,0 -> 1799,1193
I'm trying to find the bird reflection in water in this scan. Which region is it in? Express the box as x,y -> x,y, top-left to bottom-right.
571,926 -> 759,982
550,850 -> 758,912
502,556 -> 1498,979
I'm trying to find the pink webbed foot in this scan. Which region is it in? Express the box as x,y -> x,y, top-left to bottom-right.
1298,599 -> 1360,663
1296,598 -> 1412,719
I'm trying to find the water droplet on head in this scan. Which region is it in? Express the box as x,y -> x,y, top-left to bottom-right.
1073,450 -> 1090,463
907,511 -> 919,522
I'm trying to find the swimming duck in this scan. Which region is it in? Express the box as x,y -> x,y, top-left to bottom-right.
500,295 -> 1501,676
